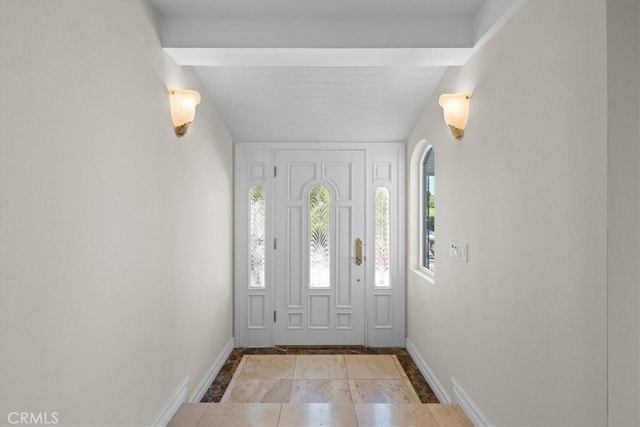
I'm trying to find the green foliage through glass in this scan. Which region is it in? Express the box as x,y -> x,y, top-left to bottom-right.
422,149 -> 435,272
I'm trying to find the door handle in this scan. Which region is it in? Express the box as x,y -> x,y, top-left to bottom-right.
354,238 -> 363,266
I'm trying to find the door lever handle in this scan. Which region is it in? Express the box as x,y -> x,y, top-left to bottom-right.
354,238 -> 363,266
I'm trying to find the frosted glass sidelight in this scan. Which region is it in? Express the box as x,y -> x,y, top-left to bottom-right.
375,187 -> 391,287
249,186 -> 266,288
309,186 -> 331,288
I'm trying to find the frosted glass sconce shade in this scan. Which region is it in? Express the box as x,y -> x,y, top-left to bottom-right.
438,92 -> 471,140
169,88 -> 201,137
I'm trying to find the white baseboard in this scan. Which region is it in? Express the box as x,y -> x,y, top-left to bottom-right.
189,337 -> 235,403
452,377 -> 491,427
150,337 -> 235,427
150,376 -> 189,427
405,337 -> 451,404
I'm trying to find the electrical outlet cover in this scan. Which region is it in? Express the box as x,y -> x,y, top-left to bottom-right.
450,240 -> 468,262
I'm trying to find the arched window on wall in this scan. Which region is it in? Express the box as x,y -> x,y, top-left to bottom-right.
421,148 -> 435,273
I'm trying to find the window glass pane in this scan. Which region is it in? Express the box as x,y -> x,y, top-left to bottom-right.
249,186 -> 266,288
309,185 -> 330,288
423,150 -> 435,272
375,187 -> 391,287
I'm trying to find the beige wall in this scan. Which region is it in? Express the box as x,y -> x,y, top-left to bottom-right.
607,1 -> 640,425
0,1 -> 234,425
406,1 -> 609,424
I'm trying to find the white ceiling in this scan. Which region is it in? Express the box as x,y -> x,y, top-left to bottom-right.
150,0 -> 524,142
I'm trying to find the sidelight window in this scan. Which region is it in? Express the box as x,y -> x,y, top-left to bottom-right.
249,186 -> 266,288
375,187 -> 391,287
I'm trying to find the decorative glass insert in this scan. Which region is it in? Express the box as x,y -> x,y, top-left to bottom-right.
249,186 -> 266,288
309,185 -> 330,288
375,187 -> 391,287
422,149 -> 435,272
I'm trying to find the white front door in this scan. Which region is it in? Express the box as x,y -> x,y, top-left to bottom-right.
274,149 -> 365,345
234,143 -> 405,348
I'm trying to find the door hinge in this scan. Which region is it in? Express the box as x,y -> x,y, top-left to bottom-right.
274,166 -> 277,177
273,310 -> 277,322
273,238 -> 277,250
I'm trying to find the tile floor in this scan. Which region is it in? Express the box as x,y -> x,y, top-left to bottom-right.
169,402 -> 473,426
201,346 -> 439,404
169,354 -> 473,426
222,355 -> 420,404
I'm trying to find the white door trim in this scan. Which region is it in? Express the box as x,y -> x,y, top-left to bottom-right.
234,142 -> 405,347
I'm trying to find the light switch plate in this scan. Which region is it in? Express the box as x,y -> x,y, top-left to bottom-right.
450,240 -> 468,262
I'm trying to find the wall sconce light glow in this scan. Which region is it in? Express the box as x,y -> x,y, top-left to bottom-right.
168,88 -> 201,137
438,92 -> 471,140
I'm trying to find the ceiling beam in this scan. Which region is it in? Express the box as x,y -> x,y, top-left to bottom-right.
164,48 -> 474,68
151,1 -> 479,49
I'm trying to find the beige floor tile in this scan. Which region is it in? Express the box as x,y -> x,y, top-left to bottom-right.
350,379 -> 421,404
294,355 -> 347,379
403,377 -> 422,404
167,403 -> 209,427
224,379 -> 293,403
355,403 -> 439,427
427,404 -> 474,426
392,355 -> 410,380
278,403 -> 357,427
220,356 -> 249,401
238,355 -> 296,380
290,379 -> 353,403
196,403 -> 281,427
344,355 -> 403,379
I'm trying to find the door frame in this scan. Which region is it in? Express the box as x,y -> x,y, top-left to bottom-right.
234,142 -> 405,348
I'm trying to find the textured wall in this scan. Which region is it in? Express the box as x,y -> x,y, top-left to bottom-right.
0,1 -> 234,424
405,1 -> 608,424
607,1 -> 640,425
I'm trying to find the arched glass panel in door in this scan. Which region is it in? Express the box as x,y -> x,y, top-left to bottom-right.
309,185 -> 330,288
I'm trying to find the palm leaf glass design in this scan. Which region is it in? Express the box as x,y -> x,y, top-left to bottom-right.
249,186 -> 266,288
375,187 -> 391,287
309,186 -> 330,288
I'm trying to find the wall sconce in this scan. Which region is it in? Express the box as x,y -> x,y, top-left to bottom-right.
168,88 -> 201,137
438,92 -> 471,140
